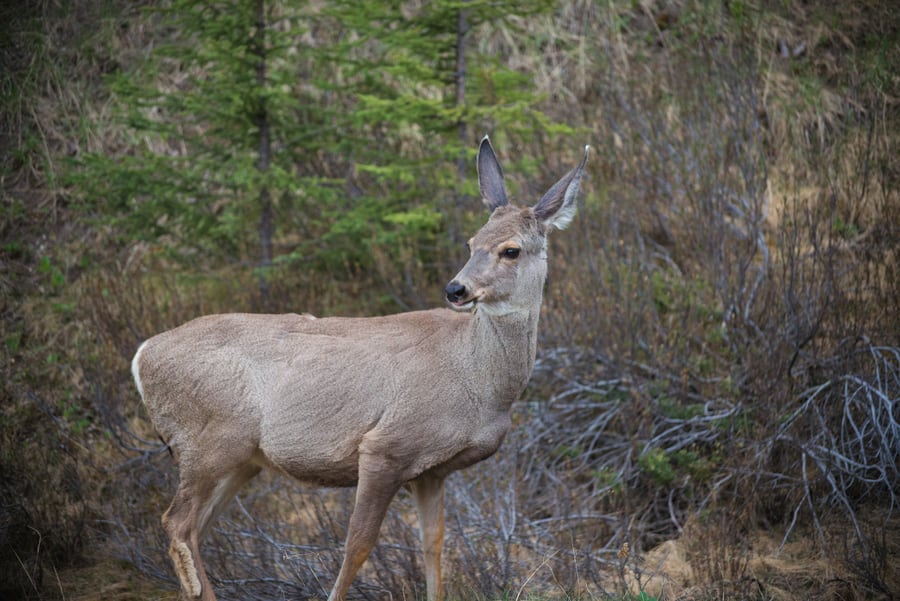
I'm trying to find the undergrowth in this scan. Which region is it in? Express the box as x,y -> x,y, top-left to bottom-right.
2,0 -> 898,600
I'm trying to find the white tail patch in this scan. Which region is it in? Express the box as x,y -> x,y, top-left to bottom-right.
169,539 -> 202,598
131,340 -> 147,400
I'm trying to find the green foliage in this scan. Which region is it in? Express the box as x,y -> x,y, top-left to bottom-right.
5,331 -> 22,354
591,467 -> 623,494
71,0 -> 320,266
68,0 -> 567,294
831,215 -> 859,239
59,391 -> 93,434
638,447 -> 677,486
657,395 -> 705,420
638,445 -> 718,488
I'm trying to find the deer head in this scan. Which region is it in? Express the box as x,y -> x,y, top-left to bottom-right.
446,136 -> 589,316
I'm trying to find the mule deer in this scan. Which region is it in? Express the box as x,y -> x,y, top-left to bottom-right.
132,137 -> 588,601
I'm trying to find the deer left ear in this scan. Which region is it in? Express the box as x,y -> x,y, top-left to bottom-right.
477,136 -> 510,213
533,145 -> 589,230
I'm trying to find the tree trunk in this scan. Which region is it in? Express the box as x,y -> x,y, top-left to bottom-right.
451,6 -> 470,266
455,7 -> 468,181
254,0 -> 273,303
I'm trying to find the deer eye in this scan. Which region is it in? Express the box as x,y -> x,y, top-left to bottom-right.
500,247 -> 520,259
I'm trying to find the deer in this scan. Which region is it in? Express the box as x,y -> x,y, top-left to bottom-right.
131,136 -> 588,601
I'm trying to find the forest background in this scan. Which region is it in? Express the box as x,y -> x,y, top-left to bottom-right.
1,0 -> 898,599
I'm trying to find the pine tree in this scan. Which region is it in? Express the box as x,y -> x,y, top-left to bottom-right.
73,1 -> 338,288
72,0 -> 570,307
319,0 -> 564,281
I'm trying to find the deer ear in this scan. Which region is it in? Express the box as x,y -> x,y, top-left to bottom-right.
477,136 -> 509,212
533,145 -> 589,230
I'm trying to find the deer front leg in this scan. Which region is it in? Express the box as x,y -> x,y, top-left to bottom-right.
411,474 -> 445,601
327,456 -> 404,601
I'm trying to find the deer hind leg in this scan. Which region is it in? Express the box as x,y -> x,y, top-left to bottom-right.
162,483 -> 212,600
197,463 -> 261,540
163,461 -> 260,601
410,474 -> 445,601
326,456 -> 404,601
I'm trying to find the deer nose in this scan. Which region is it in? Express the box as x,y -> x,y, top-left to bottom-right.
445,281 -> 467,303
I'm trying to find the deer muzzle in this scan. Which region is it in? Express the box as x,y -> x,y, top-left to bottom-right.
445,280 -> 476,310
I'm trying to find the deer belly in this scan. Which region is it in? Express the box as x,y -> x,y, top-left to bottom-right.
257,431 -> 363,488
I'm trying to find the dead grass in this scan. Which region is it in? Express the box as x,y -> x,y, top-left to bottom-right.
4,0 -> 899,599
48,555 -> 177,601
47,505 -> 897,601
621,506 -> 900,601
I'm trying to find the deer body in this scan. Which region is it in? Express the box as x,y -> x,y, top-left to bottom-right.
133,137 -> 587,601
137,308 -> 527,487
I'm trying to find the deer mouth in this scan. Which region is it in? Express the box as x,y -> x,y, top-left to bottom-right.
448,297 -> 477,312
446,288 -> 485,312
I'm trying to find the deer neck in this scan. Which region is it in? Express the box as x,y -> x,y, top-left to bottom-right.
466,302 -> 541,409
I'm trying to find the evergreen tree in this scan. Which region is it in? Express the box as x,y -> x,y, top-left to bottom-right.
71,0 -> 570,306
74,1 -> 336,279
323,0 -> 563,272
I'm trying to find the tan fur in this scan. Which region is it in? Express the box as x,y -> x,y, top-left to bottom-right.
133,138 -> 588,601
169,539 -> 202,598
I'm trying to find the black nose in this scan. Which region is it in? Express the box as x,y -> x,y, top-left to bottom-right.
445,281 -> 467,303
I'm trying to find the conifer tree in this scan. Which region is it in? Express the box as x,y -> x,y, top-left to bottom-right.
319,0 -> 563,274
74,1 -> 333,287
73,0 -> 569,305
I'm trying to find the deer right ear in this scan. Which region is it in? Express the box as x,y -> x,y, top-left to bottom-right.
532,145 -> 589,230
477,136 -> 509,212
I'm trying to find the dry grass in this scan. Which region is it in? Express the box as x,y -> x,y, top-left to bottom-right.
3,0 -> 899,599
